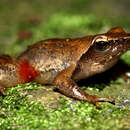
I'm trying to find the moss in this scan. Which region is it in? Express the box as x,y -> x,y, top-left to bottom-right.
121,51 -> 130,66
0,84 -> 129,130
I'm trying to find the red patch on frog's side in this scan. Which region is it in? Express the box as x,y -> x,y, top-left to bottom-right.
18,59 -> 39,82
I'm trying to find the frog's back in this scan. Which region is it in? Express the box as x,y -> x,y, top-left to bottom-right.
18,38 -> 92,84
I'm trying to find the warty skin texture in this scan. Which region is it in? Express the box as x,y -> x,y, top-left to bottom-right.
0,27 -> 130,107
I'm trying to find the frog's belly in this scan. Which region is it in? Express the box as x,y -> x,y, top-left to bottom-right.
33,58 -> 71,84
34,70 -> 58,84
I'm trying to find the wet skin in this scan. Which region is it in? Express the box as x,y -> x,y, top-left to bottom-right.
0,27 -> 130,107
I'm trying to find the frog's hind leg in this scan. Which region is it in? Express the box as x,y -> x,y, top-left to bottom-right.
53,64 -> 115,107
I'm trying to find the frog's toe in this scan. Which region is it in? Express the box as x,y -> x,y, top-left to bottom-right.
97,97 -> 115,105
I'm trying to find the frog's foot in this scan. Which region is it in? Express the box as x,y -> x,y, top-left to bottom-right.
0,85 -> 6,95
87,95 -> 115,107
96,97 -> 115,104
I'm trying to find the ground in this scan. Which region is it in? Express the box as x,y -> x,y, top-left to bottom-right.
0,0 -> 130,130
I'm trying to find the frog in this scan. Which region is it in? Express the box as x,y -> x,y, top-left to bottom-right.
0,27 -> 130,107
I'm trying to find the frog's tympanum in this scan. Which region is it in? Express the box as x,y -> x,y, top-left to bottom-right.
0,27 -> 130,107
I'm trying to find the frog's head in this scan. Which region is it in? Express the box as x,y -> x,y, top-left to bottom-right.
93,27 -> 130,54
83,27 -> 130,76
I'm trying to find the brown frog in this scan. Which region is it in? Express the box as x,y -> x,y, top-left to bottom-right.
0,27 -> 130,107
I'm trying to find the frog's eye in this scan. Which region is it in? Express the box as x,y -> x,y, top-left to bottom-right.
95,41 -> 111,52
93,36 -> 111,53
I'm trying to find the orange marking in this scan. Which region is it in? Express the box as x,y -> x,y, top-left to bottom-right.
19,59 -> 39,82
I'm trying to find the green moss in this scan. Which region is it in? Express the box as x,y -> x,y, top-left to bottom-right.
121,51 -> 130,66
0,84 -> 129,130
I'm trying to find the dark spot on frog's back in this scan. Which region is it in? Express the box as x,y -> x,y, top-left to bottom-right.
0,66 -> 10,71
42,48 -> 48,53
50,55 -> 57,58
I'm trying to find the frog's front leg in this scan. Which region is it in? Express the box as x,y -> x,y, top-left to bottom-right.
53,64 -> 115,107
